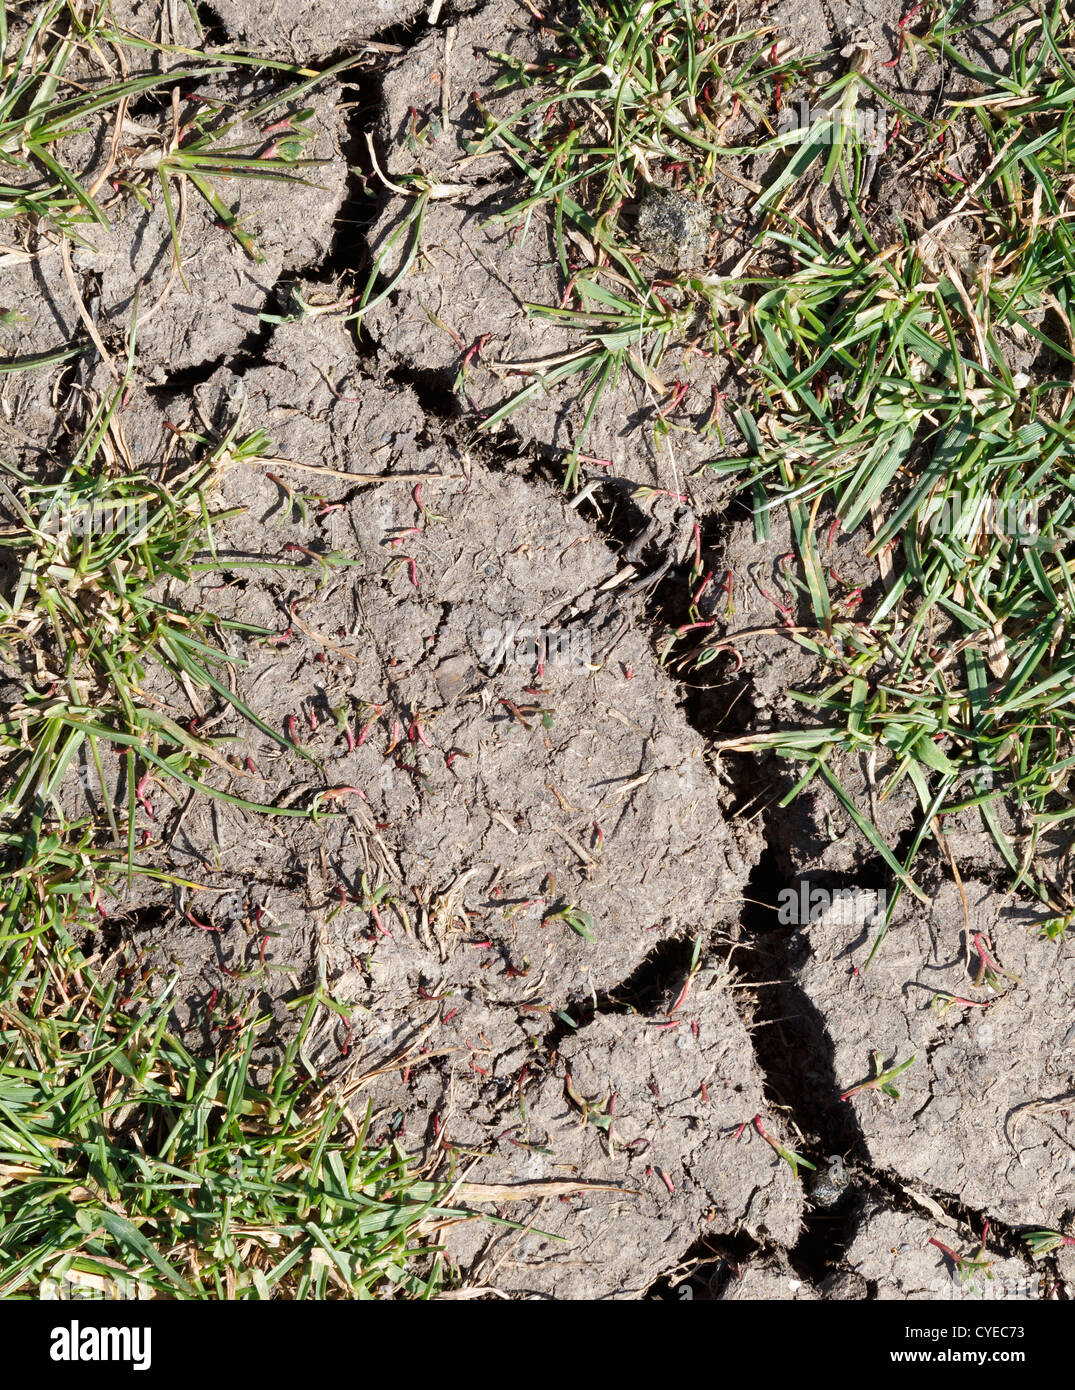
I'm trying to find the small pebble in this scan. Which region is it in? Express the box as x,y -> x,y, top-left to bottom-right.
634,187 -> 711,271
810,1154 -> 851,1207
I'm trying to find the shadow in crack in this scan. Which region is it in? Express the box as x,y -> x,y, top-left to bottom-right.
729,832 -> 874,1286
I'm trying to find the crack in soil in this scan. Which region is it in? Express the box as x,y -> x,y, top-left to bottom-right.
552,489 -> 1061,1293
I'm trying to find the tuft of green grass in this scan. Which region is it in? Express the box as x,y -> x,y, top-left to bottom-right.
1022,1227 -> 1075,1259
542,902 -> 596,941
0,377 -> 339,936
750,1112 -> 816,1180
840,1051 -> 916,1101
0,954 -> 467,1299
929,1228 -> 995,1289
462,1 -> 943,482
0,1 -> 343,269
461,2 -> 810,482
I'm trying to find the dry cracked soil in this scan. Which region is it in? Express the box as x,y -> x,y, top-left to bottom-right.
2,0 -> 1072,1302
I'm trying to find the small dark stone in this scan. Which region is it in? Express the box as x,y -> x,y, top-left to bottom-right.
634,188 -> 711,270
810,1154 -> 851,1207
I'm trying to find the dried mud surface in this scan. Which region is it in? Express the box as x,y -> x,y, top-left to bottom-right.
796,885 -> 1075,1230
3,0 -> 1072,1300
